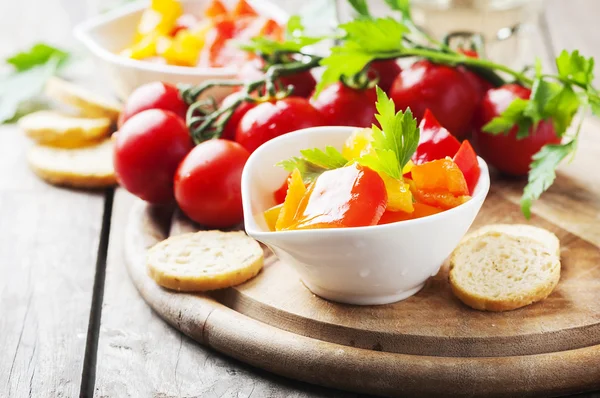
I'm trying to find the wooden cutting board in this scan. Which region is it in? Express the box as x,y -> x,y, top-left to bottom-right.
124,180 -> 600,397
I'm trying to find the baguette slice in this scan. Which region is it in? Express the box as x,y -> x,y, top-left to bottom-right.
45,77 -> 122,121
19,110 -> 111,148
449,231 -> 561,312
27,138 -> 116,188
147,231 -> 264,292
464,223 -> 560,257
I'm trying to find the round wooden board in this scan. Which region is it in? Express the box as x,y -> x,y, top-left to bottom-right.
124,189 -> 600,398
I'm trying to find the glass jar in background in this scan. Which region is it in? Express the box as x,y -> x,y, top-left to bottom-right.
337,0 -> 545,69
411,0 -> 544,68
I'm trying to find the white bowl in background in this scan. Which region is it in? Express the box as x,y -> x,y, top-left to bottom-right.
241,126 -> 490,305
73,0 -> 288,100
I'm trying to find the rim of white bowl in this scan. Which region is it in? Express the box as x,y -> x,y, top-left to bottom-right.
242,126 -> 491,238
72,0 -> 289,77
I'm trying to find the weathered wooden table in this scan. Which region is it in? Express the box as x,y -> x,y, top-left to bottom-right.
1,0 -> 600,397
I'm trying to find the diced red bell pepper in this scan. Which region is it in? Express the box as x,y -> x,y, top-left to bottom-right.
291,164 -> 387,229
453,140 -> 480,195
412,109 -> 461,165
273,174 -> 291,204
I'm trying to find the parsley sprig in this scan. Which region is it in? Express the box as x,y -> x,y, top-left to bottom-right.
278,86 -> 419,182
237,16 -> 325,58
1,43 -> 70,123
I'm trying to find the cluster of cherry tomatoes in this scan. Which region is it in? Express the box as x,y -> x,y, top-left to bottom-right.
113,56 -> 559,228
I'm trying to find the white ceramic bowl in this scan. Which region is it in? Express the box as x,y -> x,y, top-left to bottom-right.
73,0 -> 288,100
242,126 -> 490,305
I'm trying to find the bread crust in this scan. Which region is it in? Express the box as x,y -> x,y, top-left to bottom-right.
27,138 -> 116,188
147,231 -> 264,292
19,110 -> 111,148
449,226 -> 561,312
45,77 -> 122,121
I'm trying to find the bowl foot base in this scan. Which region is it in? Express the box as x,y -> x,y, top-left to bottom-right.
301,281 -> 425,305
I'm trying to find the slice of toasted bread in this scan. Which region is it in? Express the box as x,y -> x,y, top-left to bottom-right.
27,138 -> 116,188
449,231 -> 561,312
464,223 -> 560,257
147,231 -> 264,292
19,110 -> 111,148
45,77 -> 122,121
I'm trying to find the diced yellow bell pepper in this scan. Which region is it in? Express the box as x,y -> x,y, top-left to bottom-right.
135,0 -> 183,41
380,173 -> 414,213
263,204 -> 283,232
121,32 -> 159,60
158,30 -> 203,66
342,128 -> 373,161
402,160 -> 414,175
275,168 -> 306,231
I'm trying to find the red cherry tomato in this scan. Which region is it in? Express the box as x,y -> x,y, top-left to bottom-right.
237,58 -> 317,98
219,92 -> 257,140
235,97 -> 324,153
472,83 -> 560,176
174,139 -> 250,227
119,82 -> 188,128
310,82 -> 377,127
293,164 -> 387,229
459,66 -> 493,104
412,109 -> 461,165
390,60 -> 478,139
453,140 -> 480,195
367,60 -> 401,93
114,109 -> 194,204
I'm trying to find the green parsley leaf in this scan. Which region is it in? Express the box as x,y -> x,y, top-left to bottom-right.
277,157 -> 328,184
521,141 -> 575,218
555,50 -> 595,87
316,18 -> 408,95
357,86 -> 419,179
589,92 -> 600,116
383,0 -> 412,21
348,0 -> 371,18
543,85 -> 580,136
0,56 -> 61,124
482,98 -> 529,135
238,16 -> 324,56
6,43 -> 69,72
300,146 -> 347,169
525,78 -> 561,126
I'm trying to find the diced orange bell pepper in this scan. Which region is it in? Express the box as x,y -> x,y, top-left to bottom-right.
233,0 -> 258,17
413,190 -> 470,210
275,169 -> 306,231
378,203 -> 443,224
205,0 -> 228,18
259,18 -> 284,41
379,173 -> 414,213
290,164 -> 387,230
411,158 -> 469,196
263,204 -> 283,231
